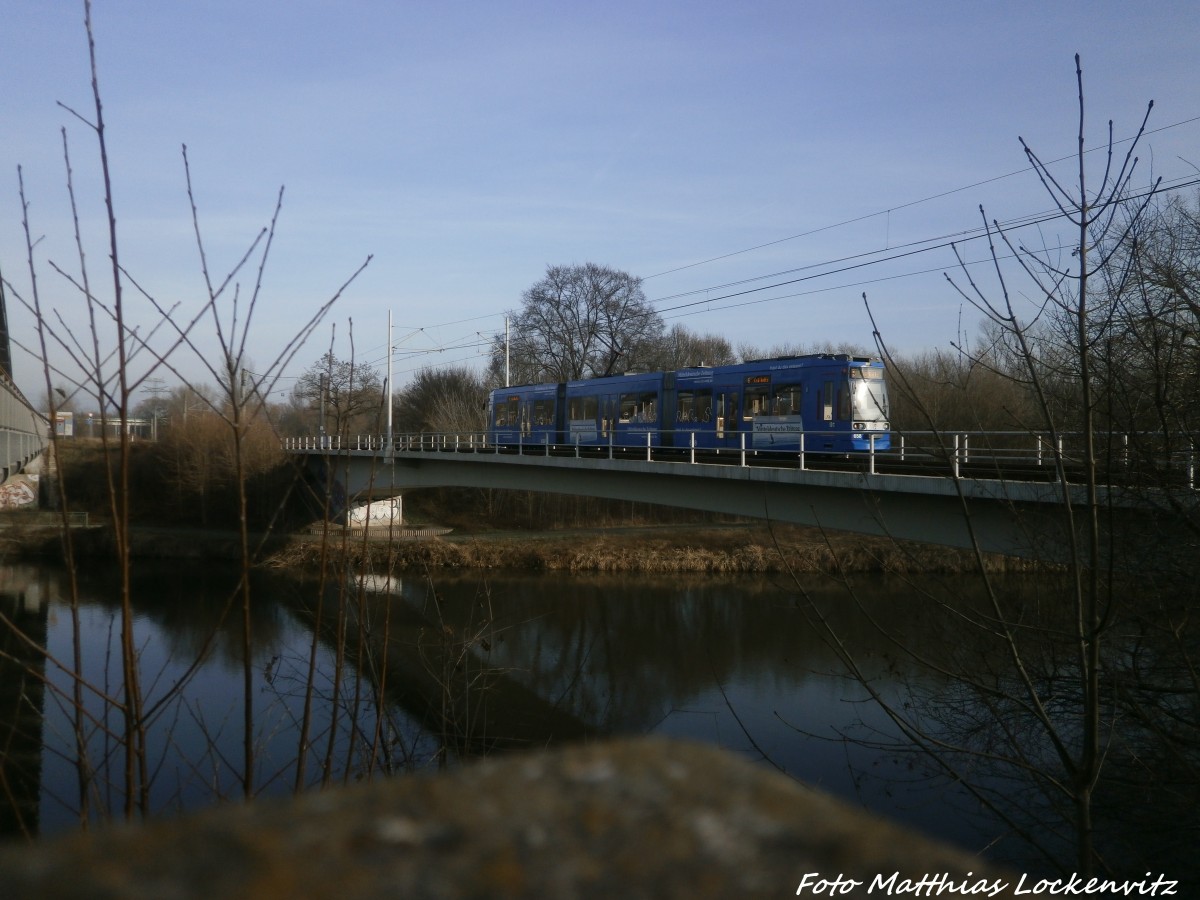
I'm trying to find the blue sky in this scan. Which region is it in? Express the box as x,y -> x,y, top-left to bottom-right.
2,1 -> 1198,406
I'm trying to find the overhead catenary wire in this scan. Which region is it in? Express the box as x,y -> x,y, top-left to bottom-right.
641,112 -> 1200,282
340,114 -> 1200,385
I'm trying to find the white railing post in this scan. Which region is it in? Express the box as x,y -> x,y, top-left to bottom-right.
575,434 -> 580,459
953,433 -> 960,478
799,431 -> 805,470
689,430 -> 696,465
869,433 -> 876,475
740,432 -> 747,467
899,433 -> 906,462
608,428 -> 614,460
646,431 -> 652,462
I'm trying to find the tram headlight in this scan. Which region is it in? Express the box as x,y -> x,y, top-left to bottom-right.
853,422 -> 865,430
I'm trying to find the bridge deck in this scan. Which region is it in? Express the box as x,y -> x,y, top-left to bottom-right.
288,431 -> 1197,562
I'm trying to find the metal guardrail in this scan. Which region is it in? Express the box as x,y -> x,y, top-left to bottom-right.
282,429 -> 1200,489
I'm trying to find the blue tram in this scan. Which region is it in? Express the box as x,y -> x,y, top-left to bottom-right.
488,353 -> 890,454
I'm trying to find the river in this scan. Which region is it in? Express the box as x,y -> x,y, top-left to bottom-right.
0,557 -> 1190,879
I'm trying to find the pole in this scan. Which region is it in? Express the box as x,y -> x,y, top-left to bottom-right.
318,372 -> 326,444
387,310 -> 393,452
505,316 -> 510,387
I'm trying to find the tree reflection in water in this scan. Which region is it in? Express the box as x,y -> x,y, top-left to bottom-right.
2,560 -> 1192,880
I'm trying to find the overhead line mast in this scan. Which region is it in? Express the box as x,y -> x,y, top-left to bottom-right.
0,259 -> 13,380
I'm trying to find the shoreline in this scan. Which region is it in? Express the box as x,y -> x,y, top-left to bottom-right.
1,517 -> 1035,574
270,521 -> 1028,575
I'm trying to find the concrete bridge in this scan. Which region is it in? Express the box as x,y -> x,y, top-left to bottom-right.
0,371 -> 48,491
0,274 -> 48,489
286,430 -> 1198,562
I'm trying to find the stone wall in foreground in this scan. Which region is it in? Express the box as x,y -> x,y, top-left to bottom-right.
0,738 -> 1019,899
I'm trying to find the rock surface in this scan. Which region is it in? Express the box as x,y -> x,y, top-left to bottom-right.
0,738 -> 1017,899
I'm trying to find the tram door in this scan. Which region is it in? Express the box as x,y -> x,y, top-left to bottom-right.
661,374 -> 675,448
555,383 -> 567,444
716,391 -> 740,442
821,381 -> 835,424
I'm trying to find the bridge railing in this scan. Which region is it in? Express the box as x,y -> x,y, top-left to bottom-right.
892,429 -> 1198,487
2,372 -> 49,479
281,428 -> 1198,488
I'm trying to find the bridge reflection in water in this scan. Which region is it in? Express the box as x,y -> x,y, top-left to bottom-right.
4,557 -> 1191,873
1,558 -> 993,857
0,564 -> 48,839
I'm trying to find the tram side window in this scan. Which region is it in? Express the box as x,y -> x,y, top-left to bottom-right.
676,389 -> 713,423
822,382 -> 834,421
620,392 -> 658,424
772,384 -> 802,416
569,396 -> 598,421
838,385 -> 851,421
676,391 -> 693,423
744,386 -> 769,419
619,395 -> 636,423
496,397 -> 519,427
533,398 -> 555,426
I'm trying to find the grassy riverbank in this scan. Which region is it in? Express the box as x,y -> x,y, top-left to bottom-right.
1,514 -> 1030,574
263,523 -> 1036,575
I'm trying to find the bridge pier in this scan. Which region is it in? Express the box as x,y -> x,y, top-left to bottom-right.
346,495 -> 404,528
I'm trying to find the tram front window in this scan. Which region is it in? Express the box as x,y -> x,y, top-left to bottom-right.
850,370 -> 889,424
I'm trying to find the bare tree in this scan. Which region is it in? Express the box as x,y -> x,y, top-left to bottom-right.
1,0 -> 371,823
886,343 -> 1037,432
788,57 -> 1196,878
292,351 -> 383,438
647,324 -> 737,370
394,366 -> 486,434
489,263 -> 663,385
1087,193 -> 1200,472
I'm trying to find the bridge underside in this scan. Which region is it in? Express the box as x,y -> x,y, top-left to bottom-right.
307,451 -> 1188,563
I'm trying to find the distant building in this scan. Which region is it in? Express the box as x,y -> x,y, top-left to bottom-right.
53,411 -> 74,437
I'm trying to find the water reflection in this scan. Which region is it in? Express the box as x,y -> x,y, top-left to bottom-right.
4,561 -> 977,847
0,564 -> 49,838
4,559 -> 1189,879
361,569 -> 979,853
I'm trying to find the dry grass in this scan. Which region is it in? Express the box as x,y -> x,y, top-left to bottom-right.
265,524 -> 1037,575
